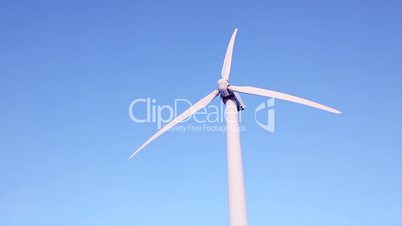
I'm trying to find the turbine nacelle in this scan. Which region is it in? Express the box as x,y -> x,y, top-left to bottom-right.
217,79 -> 245,111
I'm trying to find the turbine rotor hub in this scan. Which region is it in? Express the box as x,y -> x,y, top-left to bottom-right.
217,79 -> 230,96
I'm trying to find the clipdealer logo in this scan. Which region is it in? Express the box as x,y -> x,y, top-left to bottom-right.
129,98 -> 274,133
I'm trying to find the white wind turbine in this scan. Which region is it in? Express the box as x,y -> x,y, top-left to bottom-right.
129,29 -> 341,226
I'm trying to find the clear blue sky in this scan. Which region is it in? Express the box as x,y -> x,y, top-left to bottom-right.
1,1 -> 401,226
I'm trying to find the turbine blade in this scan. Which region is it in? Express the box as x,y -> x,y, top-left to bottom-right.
221,28 -> 238,81
129,90 -> 219,159
228,85 -> 341,114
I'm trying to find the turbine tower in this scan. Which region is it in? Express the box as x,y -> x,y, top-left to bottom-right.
129,29 -> 341,226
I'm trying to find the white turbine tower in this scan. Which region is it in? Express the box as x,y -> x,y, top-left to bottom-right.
129,29 -> 341,226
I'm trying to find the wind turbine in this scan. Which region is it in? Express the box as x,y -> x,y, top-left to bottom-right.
129,28 -> 341,226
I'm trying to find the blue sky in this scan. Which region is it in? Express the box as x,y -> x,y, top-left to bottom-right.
1,0 -> 402,226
